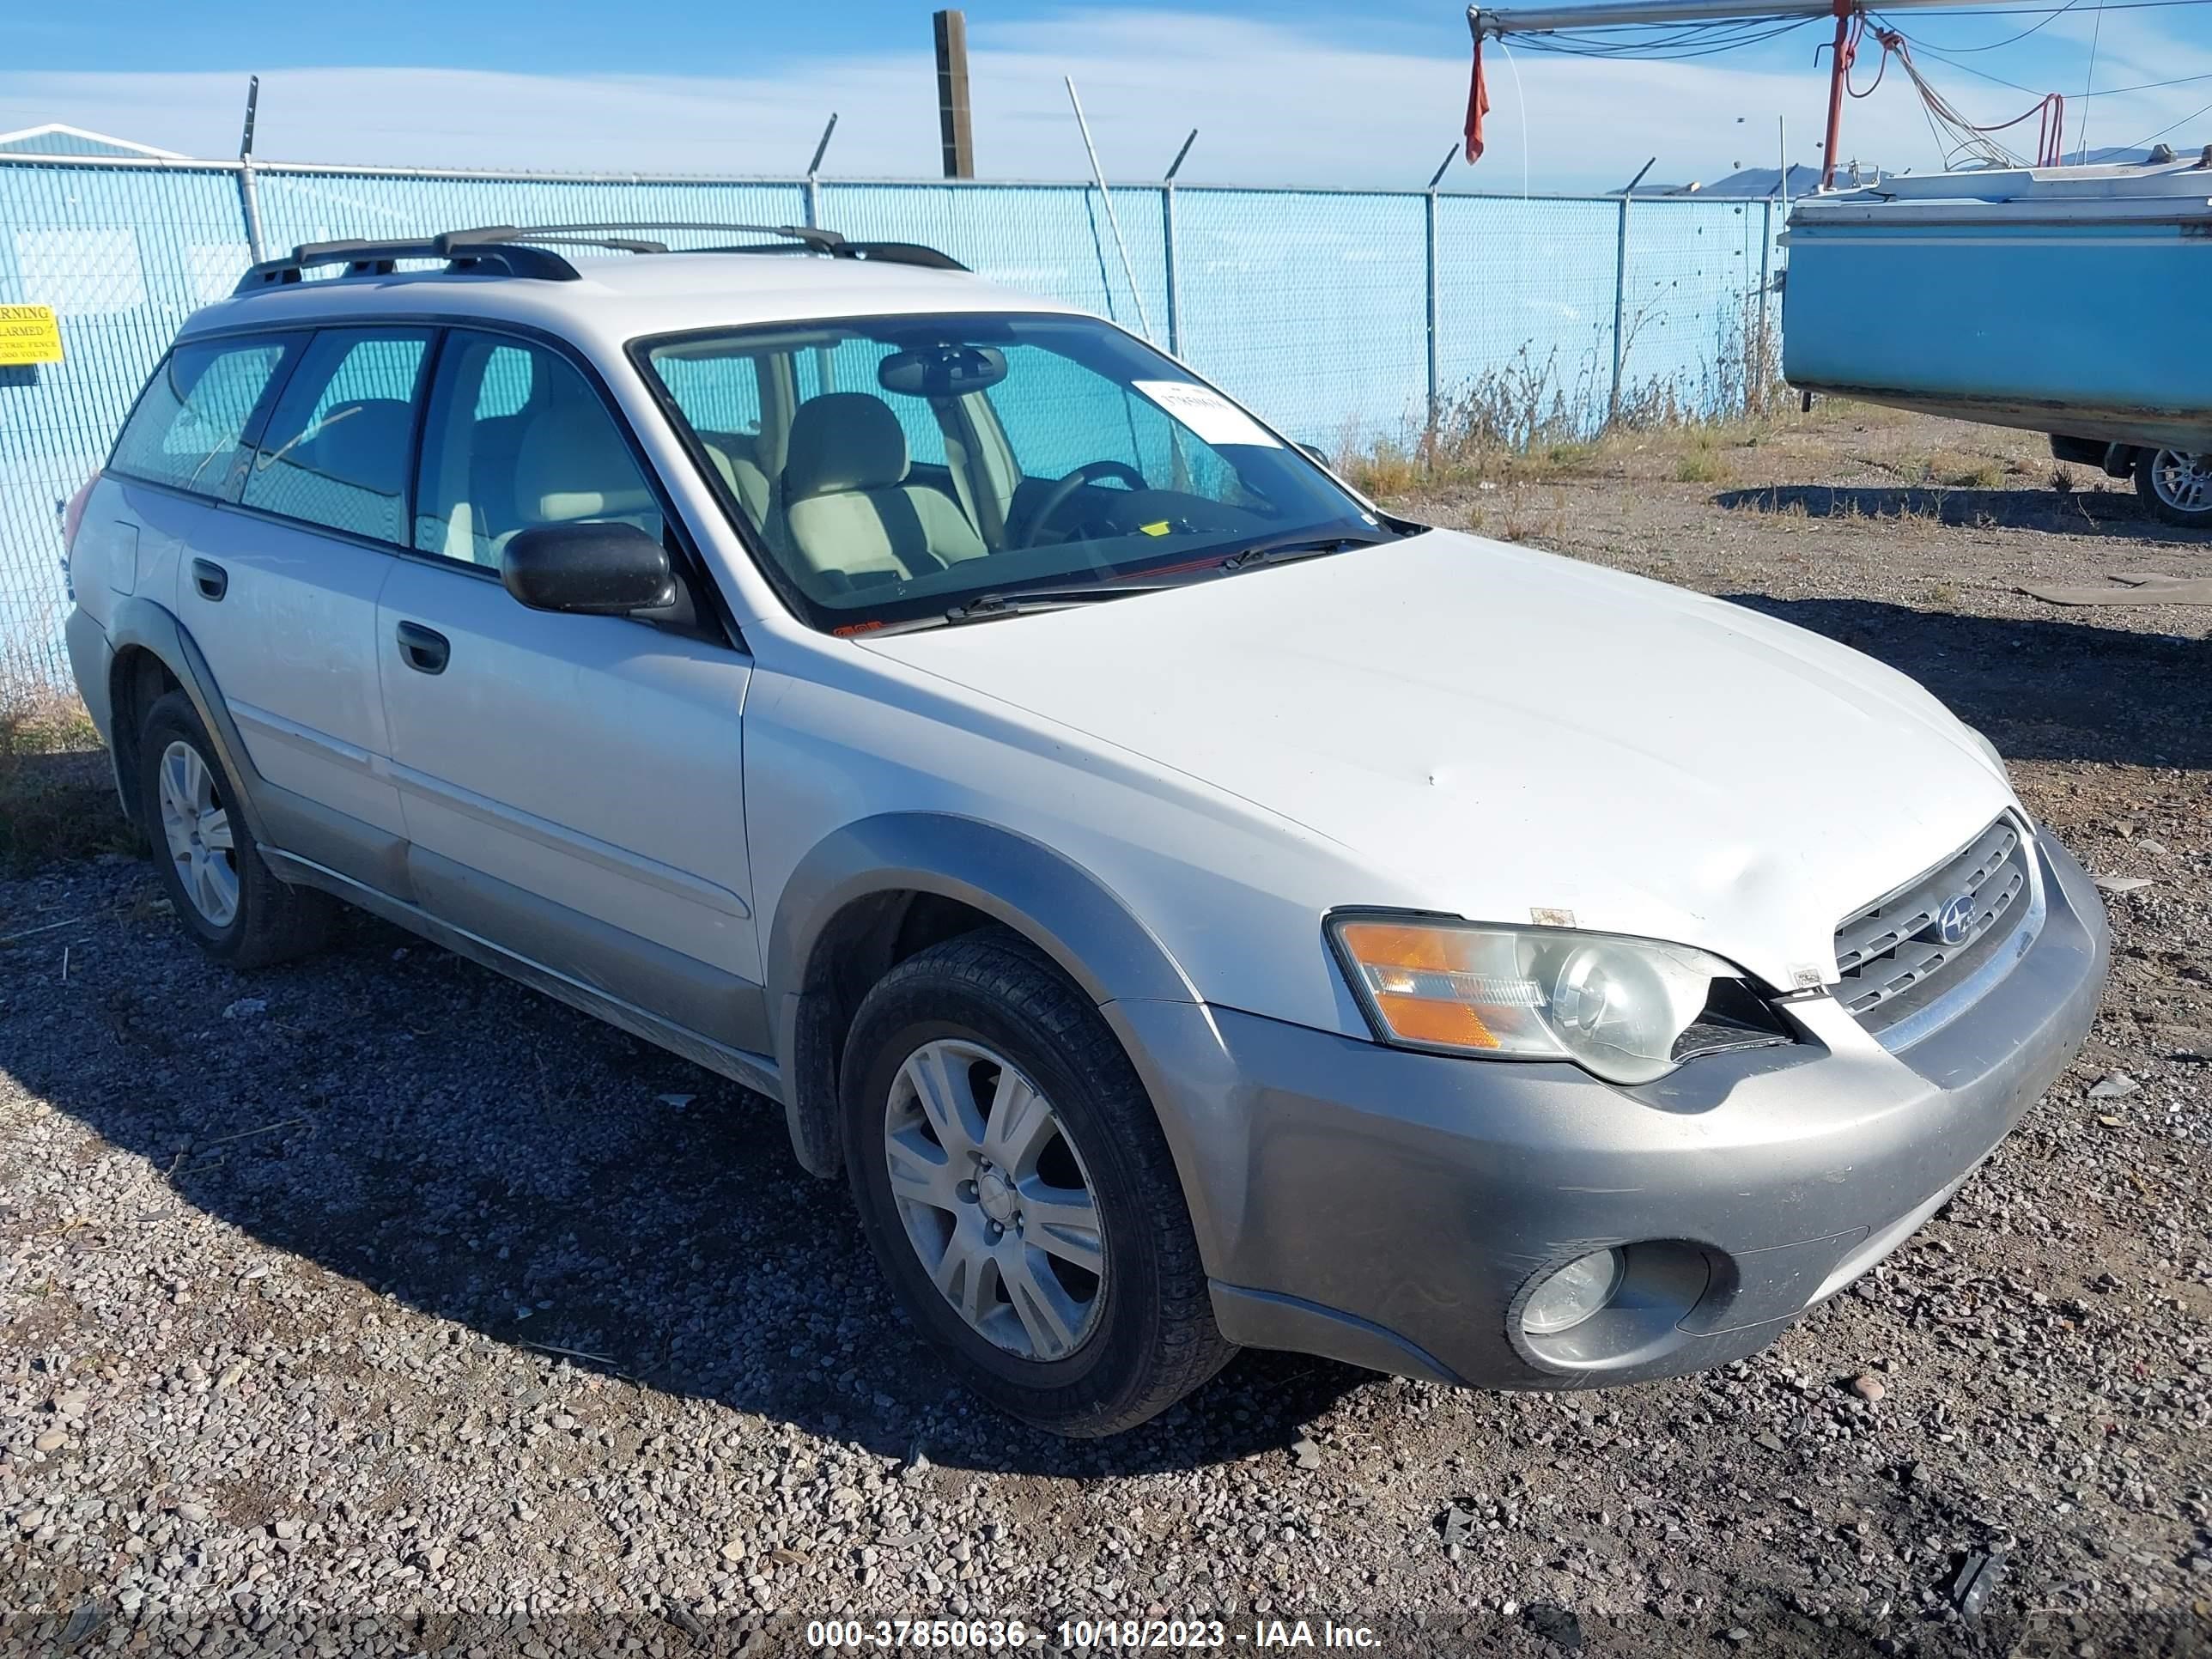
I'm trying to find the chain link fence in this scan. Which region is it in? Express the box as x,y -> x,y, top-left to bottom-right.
0,154 -> 1783,694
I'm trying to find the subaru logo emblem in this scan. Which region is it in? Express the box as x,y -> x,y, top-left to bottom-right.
1935,893 -> 1977,946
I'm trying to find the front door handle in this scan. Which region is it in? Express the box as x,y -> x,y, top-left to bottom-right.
395,620 -> 450,676
191,558 -> 228,601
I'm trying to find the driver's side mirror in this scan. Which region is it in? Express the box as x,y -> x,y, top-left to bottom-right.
501,522 -> 675,616
1297,442 -> 1334,468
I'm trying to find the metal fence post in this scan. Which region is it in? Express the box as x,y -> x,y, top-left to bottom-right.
1161,184 -> 1181,359
804,174 -> 822,231
1756,197 -> 1774,413
236,76 -> 268,264
1424,188 -> 1441,443
1609,192 -> 1631,423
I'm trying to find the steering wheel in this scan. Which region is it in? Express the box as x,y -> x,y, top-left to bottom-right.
1019,459 -> 1149,549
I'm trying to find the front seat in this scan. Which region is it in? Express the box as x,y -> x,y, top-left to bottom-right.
781,392 -> 986,586
701,435 -> 773,530
501,398 -> 663,552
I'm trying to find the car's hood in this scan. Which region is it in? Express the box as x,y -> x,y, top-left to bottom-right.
861,528 -> 2019,989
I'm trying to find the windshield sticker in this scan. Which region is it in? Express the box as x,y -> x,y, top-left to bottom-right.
1132,380 -> 1283,449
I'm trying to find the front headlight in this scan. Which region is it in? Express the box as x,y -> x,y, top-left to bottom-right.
1328,915 -> 1781,1085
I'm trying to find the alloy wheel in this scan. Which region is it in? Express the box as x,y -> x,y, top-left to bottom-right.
2149,450 -> 2211,516
156,739 -> 240,927
881,1037 -> 1107,1360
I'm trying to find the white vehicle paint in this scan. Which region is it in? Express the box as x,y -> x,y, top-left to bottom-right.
857,530 -> 2016,1016
62,227 -> 2106,1435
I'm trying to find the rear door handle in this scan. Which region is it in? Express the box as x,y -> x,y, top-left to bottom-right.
394,620 -> 450,676
191,558 -> 228,601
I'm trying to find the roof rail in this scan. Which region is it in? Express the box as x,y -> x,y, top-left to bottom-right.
500,222 -> 972,270
232,222 -> 968,295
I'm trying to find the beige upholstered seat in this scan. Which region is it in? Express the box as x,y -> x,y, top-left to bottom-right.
702,438 -> 772,528
501,398 -> 662,552
782,392 -> 985,586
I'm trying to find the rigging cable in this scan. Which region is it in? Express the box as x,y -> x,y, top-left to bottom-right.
1471,0 -> 2210,172
1900,0 -> 2087,48
2122,91 -> 2212,148
2077,1 -> 2105,159
1864,26 -> 2068,164
1494,33 -> 1533,197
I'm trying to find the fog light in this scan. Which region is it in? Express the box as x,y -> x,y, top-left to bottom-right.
1522,1248 -> 1626,1335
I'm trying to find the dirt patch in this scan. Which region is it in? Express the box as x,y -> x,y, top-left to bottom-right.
0,686 -> 131,878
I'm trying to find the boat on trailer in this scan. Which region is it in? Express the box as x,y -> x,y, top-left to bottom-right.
1781,154 -> 2212,453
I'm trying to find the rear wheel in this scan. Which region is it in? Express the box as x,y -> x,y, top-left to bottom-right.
2134,448 -> 2212,527
842,928 -> 1233,1437
137,690 -> 331,968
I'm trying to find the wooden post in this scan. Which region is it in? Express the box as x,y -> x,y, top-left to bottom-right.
934,10 -> 975,179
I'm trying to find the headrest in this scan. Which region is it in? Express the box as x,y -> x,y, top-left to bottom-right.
512,398 -> 657,523
784,393 -> 910,501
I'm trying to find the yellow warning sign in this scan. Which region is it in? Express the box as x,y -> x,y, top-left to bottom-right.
0,304 -> 63,367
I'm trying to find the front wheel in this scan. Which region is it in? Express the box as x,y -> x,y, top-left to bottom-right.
2134,447 -> 2212,527
842,927 -> 1234,1437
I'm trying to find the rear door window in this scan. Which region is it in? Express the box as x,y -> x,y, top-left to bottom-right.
240,328 -> 432,544
109,336 -> 293,497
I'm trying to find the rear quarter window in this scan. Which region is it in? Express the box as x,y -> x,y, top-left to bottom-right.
109,337 -> 291,496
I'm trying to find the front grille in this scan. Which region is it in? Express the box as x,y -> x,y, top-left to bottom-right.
1833,816 -> 2036,1041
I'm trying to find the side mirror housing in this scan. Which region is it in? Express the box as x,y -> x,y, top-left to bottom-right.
501,522 -> 675,616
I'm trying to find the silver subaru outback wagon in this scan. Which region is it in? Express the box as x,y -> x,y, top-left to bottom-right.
62,224 -> 2106,1437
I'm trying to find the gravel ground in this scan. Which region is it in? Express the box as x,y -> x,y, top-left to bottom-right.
3,410 -> 2209,1658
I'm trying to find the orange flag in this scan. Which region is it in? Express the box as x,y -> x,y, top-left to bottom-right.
1465,33 -> 1492,162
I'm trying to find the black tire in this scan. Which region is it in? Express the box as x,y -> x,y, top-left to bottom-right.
2132,447 -> 2212,528
137,690 -> 332,969
842,927 -> 1234,1437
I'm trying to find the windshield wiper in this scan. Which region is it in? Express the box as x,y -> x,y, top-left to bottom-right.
1216,532 -> 1391,574
866,583 -> 1170,635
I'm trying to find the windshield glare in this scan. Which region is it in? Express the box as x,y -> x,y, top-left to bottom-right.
638,313 -> 1385,632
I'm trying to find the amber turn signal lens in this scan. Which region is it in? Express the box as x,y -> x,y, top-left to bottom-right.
1334,921 -> 1455,971
1334,921 -> 1512,1049
1374,993 -> 1500,1048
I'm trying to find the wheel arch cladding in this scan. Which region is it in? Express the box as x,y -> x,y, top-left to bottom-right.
766,813 -> 1201,1179
104,599 -> 263,840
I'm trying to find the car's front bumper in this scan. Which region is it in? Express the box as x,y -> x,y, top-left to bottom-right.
1107,828 -> 2109,1389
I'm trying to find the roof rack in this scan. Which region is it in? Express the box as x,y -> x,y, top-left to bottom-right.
232,222 -> 969,295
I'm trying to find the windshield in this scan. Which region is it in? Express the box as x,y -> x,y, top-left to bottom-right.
635,312 -> 1389,633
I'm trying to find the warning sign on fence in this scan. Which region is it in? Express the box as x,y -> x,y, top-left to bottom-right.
0,304 -> 63,366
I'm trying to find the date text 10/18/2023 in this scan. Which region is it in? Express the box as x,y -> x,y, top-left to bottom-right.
804,1619 -> 1384,1650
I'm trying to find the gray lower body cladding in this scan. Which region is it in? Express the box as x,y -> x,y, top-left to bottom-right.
1110,830 -> 2108,1390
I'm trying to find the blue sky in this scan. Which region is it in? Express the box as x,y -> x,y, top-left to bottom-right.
4,1 -> 2207,191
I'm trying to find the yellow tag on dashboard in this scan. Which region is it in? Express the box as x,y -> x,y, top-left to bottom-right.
1139,520 -> 1171,538
0,305 -> 62,366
